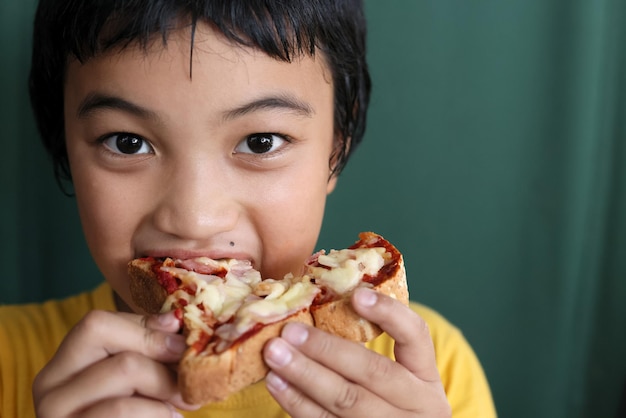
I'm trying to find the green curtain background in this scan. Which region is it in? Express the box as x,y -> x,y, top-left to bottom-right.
1,1 -> 625,417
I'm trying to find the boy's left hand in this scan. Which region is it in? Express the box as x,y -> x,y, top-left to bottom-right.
263,288 -> 452,417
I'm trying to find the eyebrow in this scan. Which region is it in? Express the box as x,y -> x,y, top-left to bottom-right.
76,92 -> 314,122
222,94 -> 315,121
77,93 -> 160,121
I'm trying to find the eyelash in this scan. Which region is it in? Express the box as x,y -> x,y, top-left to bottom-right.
235,132 -> 292,156
96,132 -> 153,156
93,131 -> 294,160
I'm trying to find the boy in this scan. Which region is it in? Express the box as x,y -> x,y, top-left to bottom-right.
1,0 -> 496,417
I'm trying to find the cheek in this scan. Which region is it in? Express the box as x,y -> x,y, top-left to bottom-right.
255,167 -> 330,279
71,165 -> 143,294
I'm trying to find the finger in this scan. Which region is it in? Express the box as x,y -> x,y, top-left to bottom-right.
264,335 -> 396,417
266,371 -> 335,418
267,322 -> 419,411
33,310 -> 187,396
118,310 -> 182,334
352,288 -> 441,383
36,351 -> 196,416
80,396 -> 183,418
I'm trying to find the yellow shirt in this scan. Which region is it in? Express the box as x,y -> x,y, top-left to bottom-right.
0,283 -> 496,417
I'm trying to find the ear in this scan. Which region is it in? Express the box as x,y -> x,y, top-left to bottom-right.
327,133 -> 347,195
326,174 -> 338,194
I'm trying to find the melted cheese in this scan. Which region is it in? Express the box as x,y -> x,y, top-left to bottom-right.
213,279 -> 320,350
238,281 -> 318,322
161,260 -> 261,318
184,303 -> 213,336
157,246 -> 388,352
307,247 -> 386,294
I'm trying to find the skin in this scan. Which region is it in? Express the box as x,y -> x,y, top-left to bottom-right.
32,22 -> 450,418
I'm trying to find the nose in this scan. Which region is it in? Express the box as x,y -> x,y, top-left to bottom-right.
151,161 -> 240,241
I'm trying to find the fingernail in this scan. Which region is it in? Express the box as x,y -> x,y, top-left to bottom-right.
158,312 -> 178,327
168,404 -> 184,418
166,335 -> 187,354
170,394 -> 202,411
282,322 -> 308,346
266,371 -> 288,392
355,288 -> 377,307
266,339 -> 292,366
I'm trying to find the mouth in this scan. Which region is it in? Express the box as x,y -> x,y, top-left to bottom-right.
137,251 -> 256,268
133,255 -> 261,285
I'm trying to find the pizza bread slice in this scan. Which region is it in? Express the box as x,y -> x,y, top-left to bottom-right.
127,232 -> 408,404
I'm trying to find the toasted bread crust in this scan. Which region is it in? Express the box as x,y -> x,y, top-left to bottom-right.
179,309 -> 313,404
128,258 -> 168,314
312,257 -> 408,342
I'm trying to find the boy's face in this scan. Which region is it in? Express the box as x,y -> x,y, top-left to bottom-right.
63,23 -> 337,312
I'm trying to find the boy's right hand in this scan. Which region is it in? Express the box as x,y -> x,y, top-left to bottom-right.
32,310 -> 199,417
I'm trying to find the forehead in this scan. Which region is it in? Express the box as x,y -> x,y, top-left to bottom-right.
63,22 -> 335,138
68,19 -> 331,83
66,22 -> 332,95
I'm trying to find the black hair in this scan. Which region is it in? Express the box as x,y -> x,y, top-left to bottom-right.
29,0 -> 371,186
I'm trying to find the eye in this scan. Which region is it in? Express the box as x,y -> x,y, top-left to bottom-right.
100,133 -> 153,155
235,133 -> 287,155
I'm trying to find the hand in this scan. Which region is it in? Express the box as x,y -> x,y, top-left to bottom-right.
33,310 -> 199,417
263,288 -> 452,417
